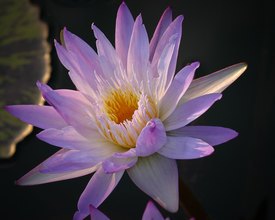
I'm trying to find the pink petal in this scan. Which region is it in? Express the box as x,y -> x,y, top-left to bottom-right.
36,126 -> 103,150
180,63 -> 247,104
127,15 -> 149,83
158,136 -> 214,159
142,201 -> 165,220
4,105 -> 67,129
169,126 -> 238,146
127,154 -> 178,212
76,167 -> 124,219
89,205 -> 110,220
151,15 -> 184,89
149,7 -> 172,61
160,62 -> 199,120
102,156 -> 137,174
16,149 -> 98,186
40,143 -> 122,173
155,34 -> 178,90
164,93 -> 222,131
136,119 -> 167,157
37,83 -> 96,139
115,2 -> 134,69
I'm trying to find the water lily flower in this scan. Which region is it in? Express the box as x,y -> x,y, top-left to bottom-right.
5,2 -> 247,220
89,200 -> 169,220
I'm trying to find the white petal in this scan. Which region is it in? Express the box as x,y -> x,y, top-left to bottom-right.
155,35 -> 177,96
180,62 -> 247,104
128,154 -> 178,212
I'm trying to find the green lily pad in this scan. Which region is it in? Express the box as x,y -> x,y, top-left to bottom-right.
0,0 -> 50,158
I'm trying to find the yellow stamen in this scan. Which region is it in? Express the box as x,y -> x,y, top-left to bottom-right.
104,90 -> 139,124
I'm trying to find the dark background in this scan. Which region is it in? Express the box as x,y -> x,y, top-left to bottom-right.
1,0 -> 274,219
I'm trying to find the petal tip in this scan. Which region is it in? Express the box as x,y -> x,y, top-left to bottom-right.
120,1 -> 127,8
164,200 -> 179,213
15,177 -> 27,186
177,14 -> 184,22
36,80 -> 43,88
239,62 -> 248,71
192,61 -> 200,68
3,105 -> 11,112
229,129 -> 239,140
136,14 -> 143,24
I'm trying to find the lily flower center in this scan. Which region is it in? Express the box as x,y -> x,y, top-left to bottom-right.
104,89 -> 139,124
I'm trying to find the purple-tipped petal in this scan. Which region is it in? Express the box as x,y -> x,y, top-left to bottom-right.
55,40 -> 77,72
55,28 -> 102,93
149,7 -> 172,61
102,156 -> 137,174
55,40 -> 98,95
142,201 -> 165,220
73,211 -> 87,220
136,119 -> 167,157
92,24 -> 122,78
55,42 -> 97,93
169,126 -> 238,146
115,2 -> 134,69
62,28 -> 103,91
37,83 -> 96,139
37,126 -> 103,150
16,149 -> 98,186
151,15 -> 183,89
128,154 -> 178,212
76,167 -> 124,219
160,62 -> 200,120
113,148 -> 137,158
62,27 -> 102,75
89,205 -> 110,220
40,143 -> 122,173
180,63 -> 247,104
164,93 -> 222,131
158,136 -> 214,159
127,15 -> 149,83
4,105 -> 67,129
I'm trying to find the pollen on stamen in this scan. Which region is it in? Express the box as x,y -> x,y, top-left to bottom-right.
103,89 -> 139,124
